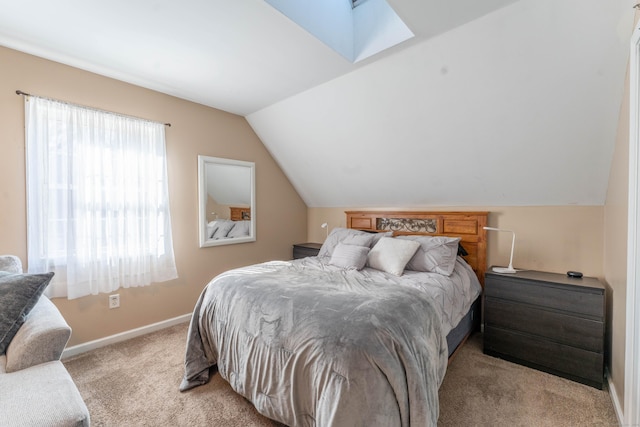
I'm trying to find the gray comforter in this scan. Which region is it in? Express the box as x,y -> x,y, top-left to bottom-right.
180,259 -> 451,426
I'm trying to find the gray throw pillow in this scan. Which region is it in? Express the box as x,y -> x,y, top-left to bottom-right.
329,243 -> 370,270
0,271 -> 54,354
318,228 -> 376,259
369,231 -> 393,246
398,235 -> 461,276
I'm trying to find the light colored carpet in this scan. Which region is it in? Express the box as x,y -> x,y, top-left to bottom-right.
63,323 -> 618,426
439,334 -> 618,426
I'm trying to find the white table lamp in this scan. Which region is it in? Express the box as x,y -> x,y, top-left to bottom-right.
484,226 -> 517,273
321,222 -> 329,238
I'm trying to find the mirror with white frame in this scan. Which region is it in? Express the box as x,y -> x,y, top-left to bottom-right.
198,155 -> 256,247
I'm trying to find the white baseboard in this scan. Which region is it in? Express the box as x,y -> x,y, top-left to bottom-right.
62,313 -> 192,359
606,368 -> 624,426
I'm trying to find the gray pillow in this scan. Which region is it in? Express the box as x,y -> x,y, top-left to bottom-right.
0,271 -> 54,354
206,221 -> 218,238
227,220 -> 251,238
398,235 -> 461,276
369,231 -> 393,245
211,220 -> 236,239
328,244 -> 370,270
318,228 -> 376,258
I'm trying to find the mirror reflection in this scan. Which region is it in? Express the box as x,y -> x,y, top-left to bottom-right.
198,155 -> 256,247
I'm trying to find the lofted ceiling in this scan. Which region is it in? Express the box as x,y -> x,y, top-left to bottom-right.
0,0 -> 634,207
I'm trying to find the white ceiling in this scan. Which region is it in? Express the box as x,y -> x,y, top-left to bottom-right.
0,0 -> 634,207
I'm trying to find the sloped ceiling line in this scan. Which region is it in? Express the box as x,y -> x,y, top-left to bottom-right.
0,0 -> 633,207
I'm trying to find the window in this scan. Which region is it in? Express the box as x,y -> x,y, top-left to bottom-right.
25,96 -> 178,299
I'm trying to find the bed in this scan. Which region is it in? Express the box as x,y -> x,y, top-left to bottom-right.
181,211 -> 488,426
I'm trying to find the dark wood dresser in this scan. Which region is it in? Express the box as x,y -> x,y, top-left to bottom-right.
483,268 -> 606,389
292,243 -> 322,259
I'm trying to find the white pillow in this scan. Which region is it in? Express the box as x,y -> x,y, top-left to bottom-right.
367,237 -> 420,276
227,220 -> 251,238
370,231 -> 393,245
206,221 -> 218,238
211,220 -> 235,239
329,244 -> 370,270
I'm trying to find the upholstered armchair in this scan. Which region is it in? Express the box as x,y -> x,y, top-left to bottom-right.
0,255 -> 90,426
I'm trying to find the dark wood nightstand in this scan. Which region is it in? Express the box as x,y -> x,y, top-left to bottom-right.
483,268 -> 606,389
292,243 -> 322,259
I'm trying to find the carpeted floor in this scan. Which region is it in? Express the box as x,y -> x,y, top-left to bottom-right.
63,323 -> 618,426
439,334 -> 618,426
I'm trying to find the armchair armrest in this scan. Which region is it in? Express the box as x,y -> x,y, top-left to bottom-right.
0,255 -> 23,273
5,297 -> 71,373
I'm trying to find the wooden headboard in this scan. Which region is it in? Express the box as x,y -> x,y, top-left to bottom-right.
345,211 -> 488,286
229,207 -> 251,221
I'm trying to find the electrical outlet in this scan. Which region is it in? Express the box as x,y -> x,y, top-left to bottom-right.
109,294 -> 120,309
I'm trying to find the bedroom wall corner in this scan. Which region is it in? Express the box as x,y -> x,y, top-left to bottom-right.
603,22 -> 633,416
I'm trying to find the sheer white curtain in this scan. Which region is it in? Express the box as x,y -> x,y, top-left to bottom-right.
25,96 -> 178,299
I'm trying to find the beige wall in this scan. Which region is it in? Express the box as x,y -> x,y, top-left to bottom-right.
0,46 -> 308,346
206,196 -> 244,222
309,207 -> 604,278
604,35 -> 633,412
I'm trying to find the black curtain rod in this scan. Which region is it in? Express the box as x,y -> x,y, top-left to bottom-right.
15,90 -> 171,127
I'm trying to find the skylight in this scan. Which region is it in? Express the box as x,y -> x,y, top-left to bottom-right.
265,0 -> 413,63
